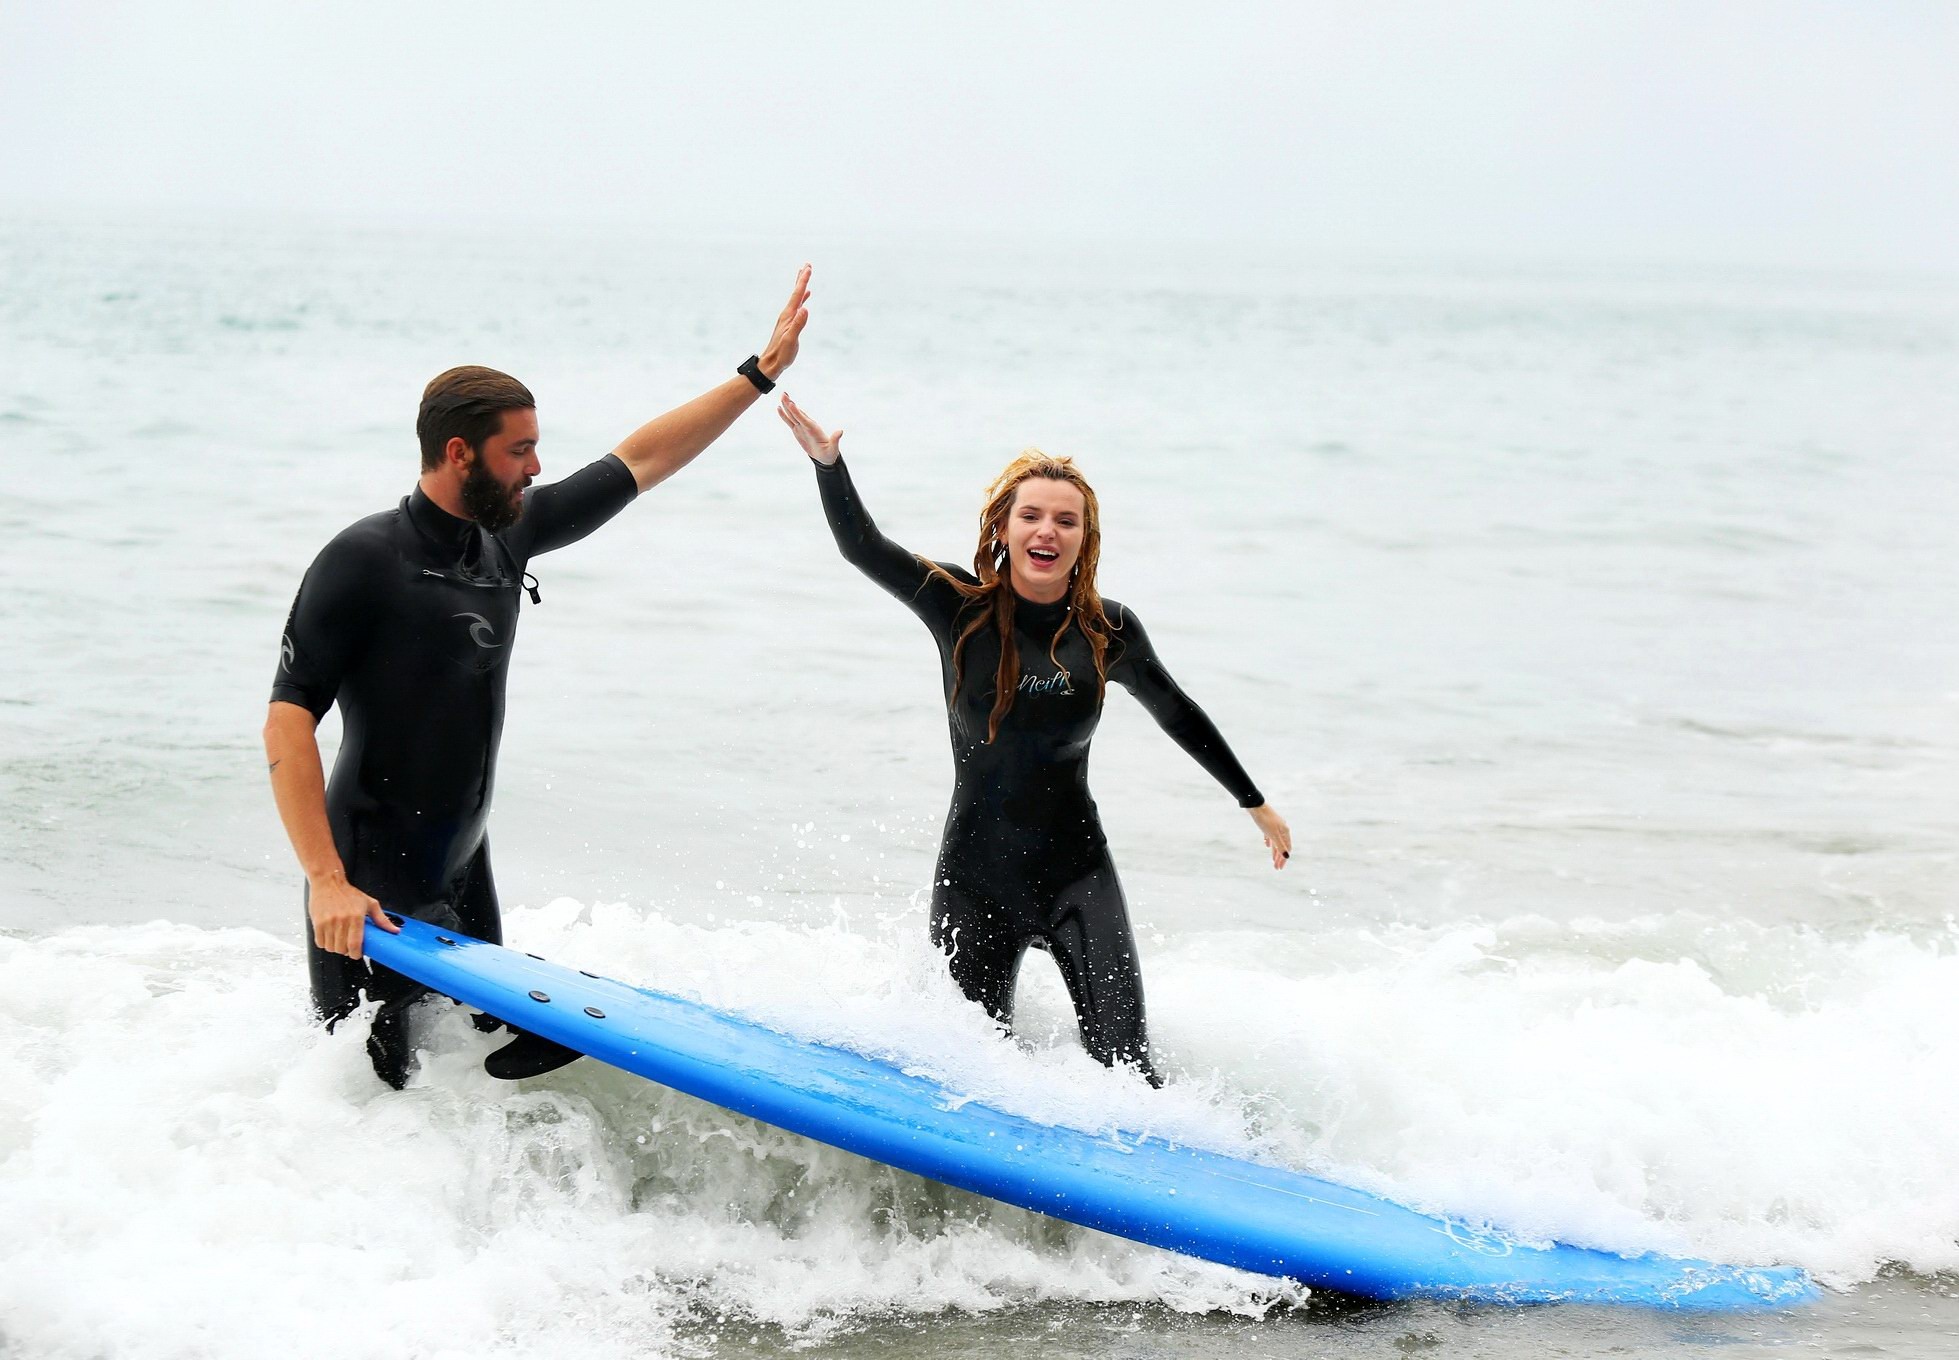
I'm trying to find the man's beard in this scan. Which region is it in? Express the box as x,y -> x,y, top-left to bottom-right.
461,458 -> 524,532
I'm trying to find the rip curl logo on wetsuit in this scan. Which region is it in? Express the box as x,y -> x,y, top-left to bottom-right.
453,613 -> 503,649
1017,669 -> 1075,696
279,634 -> 295,672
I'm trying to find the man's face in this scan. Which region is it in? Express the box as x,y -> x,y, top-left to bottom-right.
459,408 -> 541,531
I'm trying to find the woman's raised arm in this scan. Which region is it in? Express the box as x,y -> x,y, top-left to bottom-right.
780,395 -> 965,611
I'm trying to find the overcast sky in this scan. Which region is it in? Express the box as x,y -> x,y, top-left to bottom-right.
3,0 -> 1955,270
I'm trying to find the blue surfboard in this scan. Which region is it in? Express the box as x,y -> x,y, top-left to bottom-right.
363,916 -> 1815,1309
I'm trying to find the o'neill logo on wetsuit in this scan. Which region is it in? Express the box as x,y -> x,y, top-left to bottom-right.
1018,669 -> 1074,696
454,613 -> 503,648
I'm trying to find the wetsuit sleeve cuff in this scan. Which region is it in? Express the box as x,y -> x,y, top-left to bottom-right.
269,682 -> 331,721
1239,790 -> 1265,809
598,451 -> 640,496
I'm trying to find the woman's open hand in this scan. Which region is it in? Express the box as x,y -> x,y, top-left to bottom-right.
778,394 -> 843,466
1249,803 -> 1292,870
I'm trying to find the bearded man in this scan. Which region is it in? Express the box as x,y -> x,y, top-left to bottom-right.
264,267 -> 811,1087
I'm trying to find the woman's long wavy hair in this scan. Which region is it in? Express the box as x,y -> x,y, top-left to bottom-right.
921,449 -> 1117,744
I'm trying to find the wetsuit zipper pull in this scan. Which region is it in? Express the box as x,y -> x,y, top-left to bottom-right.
522,572 -> 542,605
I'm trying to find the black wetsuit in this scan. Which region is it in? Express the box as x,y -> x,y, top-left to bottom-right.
272,455 -> 637,1077
814,457 -> 1263,1085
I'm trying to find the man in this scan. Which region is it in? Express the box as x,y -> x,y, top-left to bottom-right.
265,266 -> 811,1088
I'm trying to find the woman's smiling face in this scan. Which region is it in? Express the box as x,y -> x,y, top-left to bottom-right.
1003,476 -> 1086,602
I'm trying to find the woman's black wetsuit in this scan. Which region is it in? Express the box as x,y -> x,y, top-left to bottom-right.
814,457 -> 1264,1085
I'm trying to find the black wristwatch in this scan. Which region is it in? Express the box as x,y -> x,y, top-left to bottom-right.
737,355 -> 776,394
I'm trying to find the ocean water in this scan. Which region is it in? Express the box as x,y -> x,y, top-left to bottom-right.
1,214 -> 1956,1358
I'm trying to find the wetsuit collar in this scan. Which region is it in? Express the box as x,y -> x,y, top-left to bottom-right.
1010,589 -> 1073,635
406,484 -> 479,552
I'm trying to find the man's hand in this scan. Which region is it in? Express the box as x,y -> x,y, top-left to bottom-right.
308,870 -> 397,960
759,265 -> 813,379
1249,803 -> 1292,870
778,394 -> 843,465
610,263 -> 817,492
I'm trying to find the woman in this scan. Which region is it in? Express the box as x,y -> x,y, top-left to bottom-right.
779,395 -> 1291,1087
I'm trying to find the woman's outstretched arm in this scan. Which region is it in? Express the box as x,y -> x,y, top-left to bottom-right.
779,395 -> 968,611
1108,604 -> 1293,869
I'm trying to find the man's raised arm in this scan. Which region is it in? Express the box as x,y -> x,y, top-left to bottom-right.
612,265 -> 813,492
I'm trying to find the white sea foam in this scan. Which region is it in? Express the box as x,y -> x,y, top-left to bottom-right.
2,904 -> 1953,1357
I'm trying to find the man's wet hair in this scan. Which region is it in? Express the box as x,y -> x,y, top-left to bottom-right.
417,367 -> 535,470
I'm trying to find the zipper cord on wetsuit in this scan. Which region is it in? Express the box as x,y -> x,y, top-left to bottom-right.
484,530 -> 543,604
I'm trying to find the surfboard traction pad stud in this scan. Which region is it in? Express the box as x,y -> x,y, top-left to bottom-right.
362,916 -> 1818,1310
